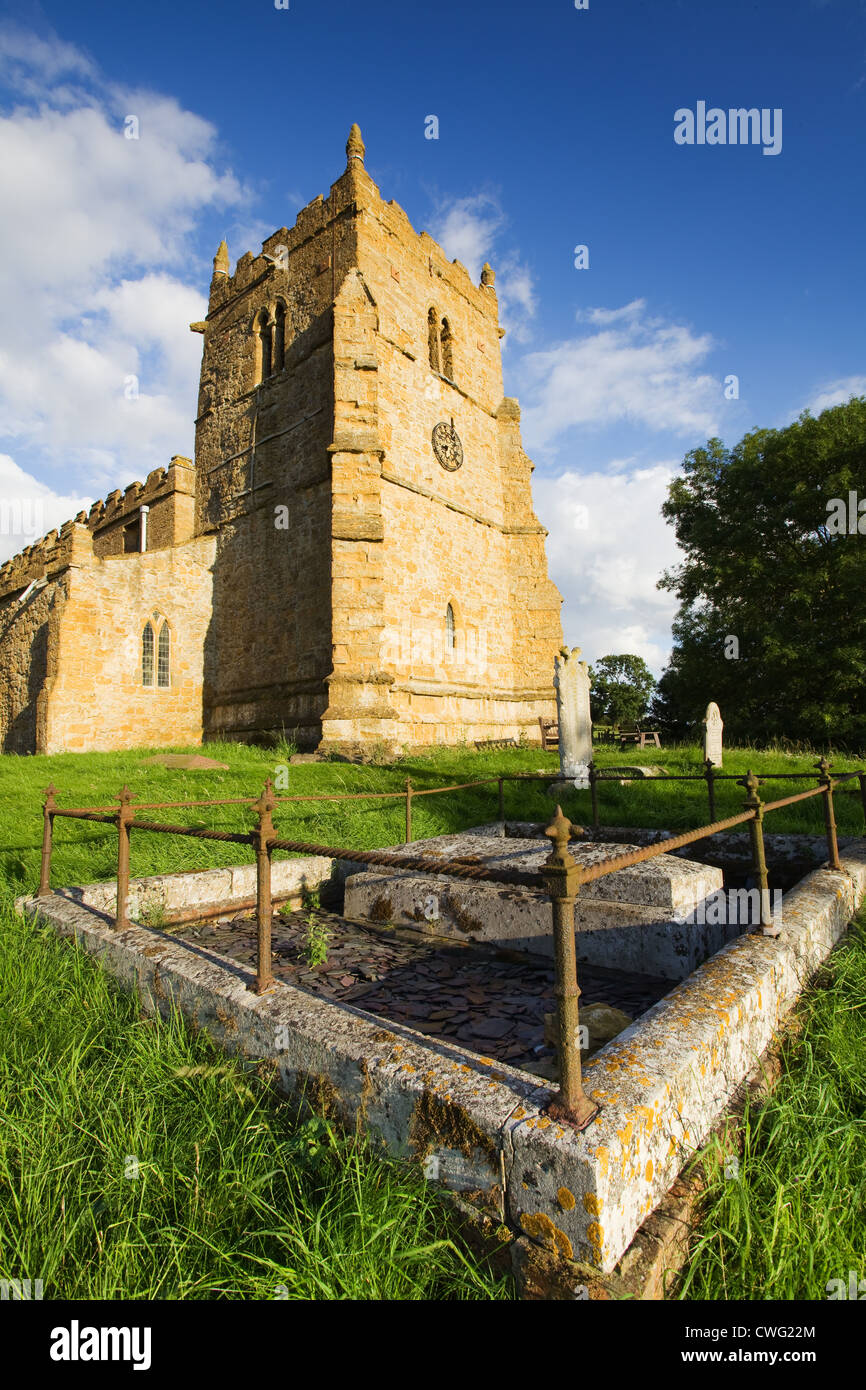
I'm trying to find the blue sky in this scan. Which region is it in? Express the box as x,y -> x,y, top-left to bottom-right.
0,0 -> 864,671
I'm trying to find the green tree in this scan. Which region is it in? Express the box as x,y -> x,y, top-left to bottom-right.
655,395 -> 866,749
590,654 -> 656,726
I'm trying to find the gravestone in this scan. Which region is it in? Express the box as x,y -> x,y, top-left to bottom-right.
553,646 -> 592,789
703,702 -> 724,767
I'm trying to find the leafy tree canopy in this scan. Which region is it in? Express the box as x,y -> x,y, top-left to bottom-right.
590,654 -> 656,726
653,395 -> 866,749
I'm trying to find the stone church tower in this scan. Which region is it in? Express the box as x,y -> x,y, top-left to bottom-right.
0,127 -> 562,755
195,125 -> 563,751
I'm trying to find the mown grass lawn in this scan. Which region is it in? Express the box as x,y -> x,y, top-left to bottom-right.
1,739 -> 864,1299
2,738 -> 865,896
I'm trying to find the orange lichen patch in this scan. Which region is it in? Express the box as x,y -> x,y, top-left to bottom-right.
556,1187 -> 576,1211
634,1105 -> 654,1136
401,1064 -> 416,1073
586,1221 -> 604,1249
479,1057 -> 495,1067
460,1065 -> 471,1074
537,1117 -> 552,1130
645,1159 -> 654,1181
668,1137 -> 678,1156
512,1105 -> 527,1121
519,1211 -> 574,1260
616,1120 -> 634,1148
583,1192 -> 602,1217
595,1147 -> 609,1178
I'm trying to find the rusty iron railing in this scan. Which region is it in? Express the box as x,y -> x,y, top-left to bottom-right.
35,758 -> 863,1133
586,757 -> 866,831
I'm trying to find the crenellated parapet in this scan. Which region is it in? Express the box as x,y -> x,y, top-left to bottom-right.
0,455 -> 197,599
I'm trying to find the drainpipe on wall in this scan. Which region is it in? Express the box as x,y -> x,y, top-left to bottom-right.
139,504 -> 149,553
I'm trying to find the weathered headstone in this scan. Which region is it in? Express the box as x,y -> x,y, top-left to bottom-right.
553,646 -> 593,788
703,702 -> 723,767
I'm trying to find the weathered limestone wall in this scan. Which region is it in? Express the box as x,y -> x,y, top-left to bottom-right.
319,135 -> 562,747
0,574 -> 62,754
192,181 -> 356,744
43,528 -> 215,753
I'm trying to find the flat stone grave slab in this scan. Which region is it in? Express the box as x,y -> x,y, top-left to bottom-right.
168,905 -> 672,1077
343,832 -> 726,980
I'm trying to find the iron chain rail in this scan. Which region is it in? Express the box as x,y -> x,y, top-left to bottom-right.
35,755 -> 864,1130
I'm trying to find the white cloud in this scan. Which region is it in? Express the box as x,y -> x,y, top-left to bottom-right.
519,301 -> 720,449
0,24 -> 247,501
428,191 -> 536,342
806,376 -> 866,414
0,454 -> 92,564
532,462 -> 682,676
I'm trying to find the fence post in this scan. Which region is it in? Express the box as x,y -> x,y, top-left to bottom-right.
253,778 -> 276,995
588,761 -> 599,831
498,776 -> 504,824
704,757 -> 716,822
116,785 -> 135,930
740,771 -> 778,936
816,758 -> 842,871
859,772 -> 866,833
38,783 -> 57,898
405,777 -> 413,844
540,806 -> 598,1131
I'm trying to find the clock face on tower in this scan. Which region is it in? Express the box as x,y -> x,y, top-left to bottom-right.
431,421 -> 463,471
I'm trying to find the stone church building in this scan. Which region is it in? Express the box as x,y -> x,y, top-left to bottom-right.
0,127 -> 563,755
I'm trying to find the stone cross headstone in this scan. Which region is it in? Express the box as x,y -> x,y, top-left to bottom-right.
703,702 -> 723,768
553,646 -> 593,787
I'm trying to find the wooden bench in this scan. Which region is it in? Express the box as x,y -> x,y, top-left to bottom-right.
538,716 -> 559,751
619,725 -> 662,749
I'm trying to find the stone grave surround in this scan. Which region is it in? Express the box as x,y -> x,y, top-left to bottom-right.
343,829 -> 727,981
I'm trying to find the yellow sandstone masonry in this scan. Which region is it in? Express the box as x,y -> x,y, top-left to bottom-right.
0,127 -> 563,754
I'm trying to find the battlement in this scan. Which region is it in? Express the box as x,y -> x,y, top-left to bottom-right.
210,125 -> 499,326
0,456 -> 196,599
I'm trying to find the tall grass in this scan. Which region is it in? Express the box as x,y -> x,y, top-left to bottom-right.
0,900 -> 509,1299
678,915 -> 866,1300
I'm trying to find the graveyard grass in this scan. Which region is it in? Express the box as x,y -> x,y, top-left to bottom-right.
1,740 -> 864,1299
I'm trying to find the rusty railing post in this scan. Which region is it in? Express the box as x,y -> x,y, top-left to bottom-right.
405,776 -> 413,844
541,806 -> 598,1130
816,758 -> 842,871
588,760 -> 599,830
740,771 -> 778,936
498,776 -> 505,823
38,783 -> 57,897
704,757 -> 716,822
116,785 -> 135,930
859,772 -> 866,833
253,778 -> 276,994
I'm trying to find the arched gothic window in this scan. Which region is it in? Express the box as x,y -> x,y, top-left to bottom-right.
157,624 -> 170,688
440,318 -> 454,379
445,603 -> 456,654
256,308 -> 272,383
273,301 -> 286,374
428,307 -> 441,373
142,622 -> 154,686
